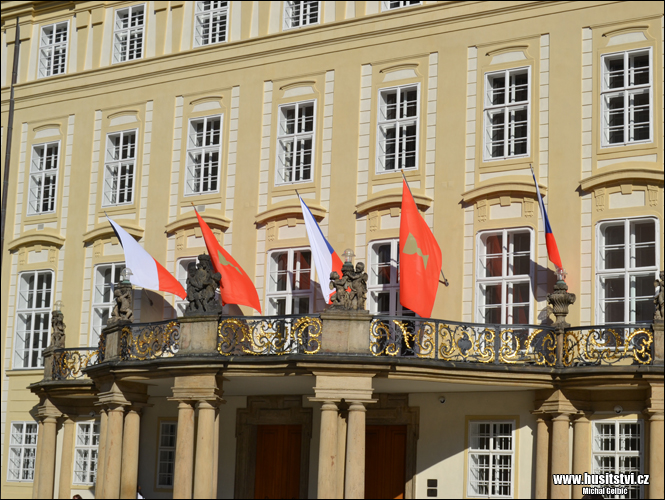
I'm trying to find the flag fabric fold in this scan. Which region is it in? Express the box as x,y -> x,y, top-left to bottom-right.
299,196 -> 343,303
531,168 -> 563,270
106,216 -> 186,299
194,210 -> 262,313
399,179 -> 442,318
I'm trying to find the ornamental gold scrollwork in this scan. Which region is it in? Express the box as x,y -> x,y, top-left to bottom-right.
369,319 -> 391,356
499,329 -> 520,364
525,329 -> 556,366
293,316 -> 322,354
52,349 -> 98,380
121,321 -> 180,360
562,327 -> 654,366
625,328 -> 653,364
217,318 -> 248,355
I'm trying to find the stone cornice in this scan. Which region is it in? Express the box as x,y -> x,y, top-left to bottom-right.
255,201 -> 326,225
165,212 -> 231,234
356,190 -> 432,215
82,223 -> 144,244
8,229 -> 65,251
580,165 -> 664,193
461,179 -> 548,205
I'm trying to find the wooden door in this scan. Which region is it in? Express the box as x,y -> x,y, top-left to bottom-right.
365,425 -> 407,499
254,424 -> 302,499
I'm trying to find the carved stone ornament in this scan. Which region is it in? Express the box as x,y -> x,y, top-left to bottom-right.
328,261 -> 368,311
185,254 -> 222,315
50,310 -> 66,348
547,279 -> 576,328
655,271 -> 664,321
109,282 -> 134,325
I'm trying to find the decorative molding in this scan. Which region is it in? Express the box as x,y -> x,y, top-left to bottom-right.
647,185 -> 659,207
8,230 -> 66,251
524,198 -> 534,218
476,199 -> 487,222
165,212 -> 231,234
82,223 -> 144,244
356,190 -> 432,215
266,221 -> 277,241
594,187 -> 606,212
255,201 -> 326,225
379,63 -> 419,74
485,45 -> 529,57
279,80 -> 317,91
189,96 -> 223,106
602,26 -> 650,38
369,210 -> 379,232
107,110 -> 139,121
580,166 -> 663,193
461,179 -> 547,205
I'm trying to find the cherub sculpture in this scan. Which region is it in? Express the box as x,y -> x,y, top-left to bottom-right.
185,254 -> 222,315
329,271 -> 350,309
50,310 -> 66,348
327,261 -> 368,311
109,283 -> 133,324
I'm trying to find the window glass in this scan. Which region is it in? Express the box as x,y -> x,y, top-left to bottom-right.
593,421 -> 643,499
113,5 -> 145,63
377,86 -> 419,172
186,116 -> 222,195
194,1 -> 229,47
468,421 -> 515,498
368,240 -> 413,316
284,1 -> 319,29
277,102 -> 315,184
15,271 -> 53,368
38,22 -> 68,78
157,422 -> 177,488
92,263 -> 125,345
74,421 -> 100,485
7,422 -> 38,482
267,248 -> 313,315
103,131 -> 136,206
28,142 -> 59,215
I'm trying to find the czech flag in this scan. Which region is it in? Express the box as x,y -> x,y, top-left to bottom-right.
106,216 -> 186,299
531,167 -> 563,271
299,196 -> 343,304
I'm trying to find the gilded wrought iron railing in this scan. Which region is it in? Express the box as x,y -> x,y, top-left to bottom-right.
119,320 -> 181,361
218,315 -> 322,355
52,348 -> 100,380
370,316 -> 558,366
562,323 -> 654,366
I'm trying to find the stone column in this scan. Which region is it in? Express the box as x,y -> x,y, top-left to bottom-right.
344,402 -> 367,499
336,409 -> 347,499
550,413 -> 571,500
193,401 -> 216,499
120,408 -> 141,499
317,401 -> 339,499
212,407 -> 220,498
32,420 -> 44,499
173,401 -> 195,499
534,415 -> 550,499
572,414 -> 591,499
37,416 -> 58,499
103,406 -> 125,499
95,409 -> 108,498
648,412 -> 664,499
58,417 -> 76,500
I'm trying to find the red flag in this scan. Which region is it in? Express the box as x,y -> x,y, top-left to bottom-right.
195,210 -> 262,313
399,179 -> 442,318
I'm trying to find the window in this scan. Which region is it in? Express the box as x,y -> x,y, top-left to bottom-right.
186,116 -> 222,195
484,67 -> 530,160
28,141 -> 59,215
175,258 -> 197,317
103,130 -> 136,206
38,22 -> 68,78
15,271 -> 53,369
276,101 -> 315,184
194,1 -> 228,46
597,218 -> 658,324
113,4 -> 145,63
368,240 -> 413,316
284,1 -> 319,30
477,229 -> 532,324
601,49 -> 652,147
91,263 -> 126,346
593,420 -> 643,499
382,1 -> 421,10
467,420 -> 515,498
7,422 -> 38,482
377,85 -> 419,173
157,422 -> 177,488
73,421 -> 100,485
267,248 -> 313,315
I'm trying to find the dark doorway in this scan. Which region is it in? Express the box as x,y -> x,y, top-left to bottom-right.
254,424 -> 302,499
365,425 -> 407,499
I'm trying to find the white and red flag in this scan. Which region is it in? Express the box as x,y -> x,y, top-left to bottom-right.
531,167 -> 563,271
299,196 -> 343,303
106,216 -> 186,299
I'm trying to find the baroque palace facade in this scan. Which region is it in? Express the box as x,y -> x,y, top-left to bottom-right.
1,1 -> 664,499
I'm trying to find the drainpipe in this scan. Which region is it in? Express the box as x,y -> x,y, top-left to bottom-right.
1,18 -> 21,269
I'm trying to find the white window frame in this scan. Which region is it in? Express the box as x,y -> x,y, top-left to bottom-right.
476,228 -> 534,325
376,84 -> 420,174
157,421 -> 178,488
7,422 -> 38,482
467,420 -> 516,499
112,4 -> 145,64
194,1 -> 229,47
595,217 -> 659,324
73,421 -> 100,486
381,1 -> 422,11
103,129 -> 137,207
592,419 -> 644,499
283,1 -> 320,30
91,262 -> 126,347
275,100 -> 316,185
601,48 -> 653,148
368,239 -> 413,316
28,140 -> 60,216
38,21 -> 69,78
483,66 -> 531,162
266,247 -> 314,315
14,270 -> 53,369
185,115 -> 223,196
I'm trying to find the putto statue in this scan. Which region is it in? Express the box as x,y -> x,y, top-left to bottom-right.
185,254 -> 222,315
328,260 -> 368,312
655,271 -> 664,321
50,310 -> 66,348
109,281 -> 134,325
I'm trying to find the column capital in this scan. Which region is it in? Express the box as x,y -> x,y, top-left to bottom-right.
572,412 -> 593,423
551,412 -> 572,422
643,410 -> 665,421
